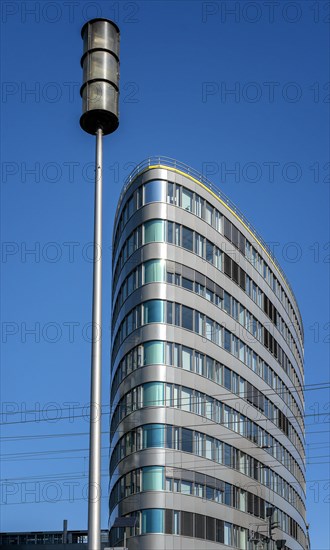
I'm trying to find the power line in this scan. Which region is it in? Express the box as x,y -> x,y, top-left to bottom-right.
1,380 -> 328,421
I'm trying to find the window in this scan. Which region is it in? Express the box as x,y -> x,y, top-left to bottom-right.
175,185 -> 181,206
223,291 -> 231,314
182,188 -> 193,211
144,341 -> 164,365
232,225 -> 239,248
224,444 -> 231,466
167,182 -> 174,204
173,510 -> 180,534
175,303 -> 180,325
195,311 -> 204,335
195,234 -> 204,256
215,210 -> 222,232
182,428 -> 193,453
144,300 -> 164,323
182,306 -> 193,331
195,352 -> 204,375
205,317 -> 213,340
182,276 -> 193,291
127,195 -> 134,218
141,509 -> 164,534
206,356 -> 214,379
182,226 -> 194,251
167,221 -> 173,243
165,477 -> 173,491
205,202 -> 213,225
127,271 -> 135,294
181,511 -> 193,537
215,440 -> 222,464
224,329 -> 231,352
224,254 -> 232,277
205,436 -> 213,459
144,259 -> 165,283
195,514 -> 205,539
205,396 -> 213,420
144,220 -> 165,243
239,341 -> 245,362
195,482 -> 204,497
181,480 -> 193,495
195,196 -> 203,217
206,485 -> 214,500
182,347 -> 193,371
144,180 -> 165,203
224,217 -> 231,241
142,466 -> 164,491
143,382 -> 164,407
166,426 -> 173,448
205,288 -> 213,302
143,424 -> 165,448
206,240 -> 213,263
181,388 -> 192,412
174,223 -> 181,245
166,384 -> 172,407
224,367 -> 231,390
224,522 -> 232,546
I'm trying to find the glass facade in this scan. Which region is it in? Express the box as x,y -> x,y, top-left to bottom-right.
110,162 -> 307,550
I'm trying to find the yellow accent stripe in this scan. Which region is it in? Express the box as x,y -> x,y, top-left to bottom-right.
147,163 -> 292,301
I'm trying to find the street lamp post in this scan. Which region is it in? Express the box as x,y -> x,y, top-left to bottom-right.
79,18 -> 120,550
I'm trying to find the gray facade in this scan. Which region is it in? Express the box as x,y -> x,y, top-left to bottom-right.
109,158 -> 307,550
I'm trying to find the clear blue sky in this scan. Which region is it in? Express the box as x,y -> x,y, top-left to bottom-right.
1,1 -> 329,548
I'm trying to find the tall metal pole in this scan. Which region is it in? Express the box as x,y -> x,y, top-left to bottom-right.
88,128 -> 103,550
79,18 -> 120,549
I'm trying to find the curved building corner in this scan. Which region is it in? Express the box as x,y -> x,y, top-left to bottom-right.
109,158 -> 307,550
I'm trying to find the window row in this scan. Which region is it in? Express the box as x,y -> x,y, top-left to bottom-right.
109,465 -> 304,527
111,339 -> 303,442
111,340 -> 304,496
109,425 -> 305,546
110,509 -> 250,549
110,428 -> 303,519
111,378 -> 304,477
110,423 -> 304,512
112,256 -> 303,386
112,219 -> 303,394
112,299 -> 304,463
113,178 -> 303,346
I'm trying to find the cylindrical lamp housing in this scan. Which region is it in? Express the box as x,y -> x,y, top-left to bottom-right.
80,18 -> 120,135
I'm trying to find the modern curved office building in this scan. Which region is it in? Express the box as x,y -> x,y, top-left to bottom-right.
109,158 -> 307,550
